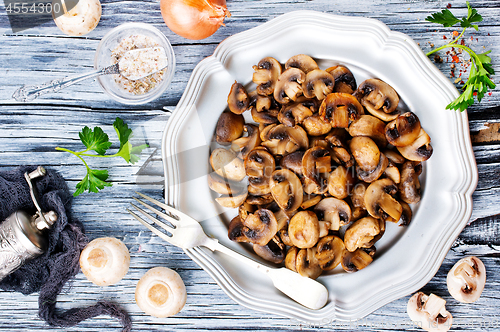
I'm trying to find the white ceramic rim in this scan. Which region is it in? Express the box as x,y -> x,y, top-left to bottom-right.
161,10 -> 478,324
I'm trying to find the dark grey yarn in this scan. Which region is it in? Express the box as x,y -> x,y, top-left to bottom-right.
0,166 -> 131,331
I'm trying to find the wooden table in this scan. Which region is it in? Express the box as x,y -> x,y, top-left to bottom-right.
0,0 -> 499,330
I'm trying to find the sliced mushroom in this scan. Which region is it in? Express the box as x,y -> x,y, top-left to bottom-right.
210,148 -> 246,182
348,114 -> 388,147
344,216 -> 385,252
285,54 -> 319,73
354,78 -> 400,121
238,202 -> 256,223
259,123 -> 276,141
302,69 -> 335,100
351,182 -> 369,209
349,136 -> 388,183
207,173 -> 244,195
399,161 -> 422,204
228,216 -> 250,242
249,90 -> 273,113
269,169 -> 303,214
325,130 -> 355,167
296,247 -> 323,279
215,191 -> 248,208
245,148 -> 275,192
302,115 -> 332,136
278,102 -> 313,127
248,183 -> 271,196
314,197 -> 351,231
301,194 -> 322,210
252,57 -> 282,96
227,81 -> 249,114
341,248 -> 373,273
400,201 -> 412,226
253,235 -> 285,264
447,256 -> 486,303
407,292 -> 453,332
261,124 -> 308,155
280,150 -> 304,176
351,206 -> 368,222
251,107 -> 279,124
302,146 -> 332,190
246,194 -> 274,206
383,149 -> 406,164
326,65 -> 357,94
288,211 -> 320,249
397,128 -> 433,162
319,92 -> 363,128
285,246 -> 299,272
231,124 -> 262,159
385,111 -> 421,147
327,165 -> 356,199
215,111 -> 245,145
274,68 -> 306,104
241,208 -> 278,246
364,178 -> 402,221
315,235 -> 345,270
384,161 -> 401,184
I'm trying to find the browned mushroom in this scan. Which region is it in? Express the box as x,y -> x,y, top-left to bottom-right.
319,92 -> 363,128
269,169 -> 303,214
315,235 -> 345,270
228,216 -> 250,243
400,201 -> 412,226
383,149 -> 406,165
231,124 -> 262,159
252,57 -> 282,96
241,209 -> 278,246
288,211 -> 320,249
354,78 -> 400,121
326,65 -> 357,94
280,150 -> 304,176
364,178 -> 402,221
314,197 -> 351,231
210,148 -> 246,182
278,102 -> 313,127
285,246 -> 299,272
215,111 -> 245,144
251,107 -> 279,124
215,191 -> 248,208
253,235 -> 285,264
249,90 -> 273,113
302,69 -> 335,100
274,68 -> 306,104
348,114 -> 388,148
302,146 -> 332,191
208,173 -> 245,195
397,128 -> 433,162
351,182 -> 369,209
384,161 -> 401,184
399,161 -> 422,204
344,216 -> 385,252
227,81 -> 249,114
341,248 -> 373,273
301,194 -> 322,210
261,124 -> 308,155
385,111 -> 422,147
245,148 -> 275,192
302,115 -> 332,136
325,130 -> 355,167
349,136 -> 388,183
327,165 -> 356,199
285,54 -> 319,73
296,247 -> 323,279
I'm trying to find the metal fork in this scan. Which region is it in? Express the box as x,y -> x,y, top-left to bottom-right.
128,192 -> 329,310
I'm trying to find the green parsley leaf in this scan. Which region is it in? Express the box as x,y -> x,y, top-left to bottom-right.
78,126 -> 112,155
113,117 -> 148,164
74,168 -> 112,196
426,9 -> 460,27
113,117 -> 133,149
460,1 -> 482,30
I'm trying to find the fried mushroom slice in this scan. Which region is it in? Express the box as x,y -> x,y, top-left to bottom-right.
397,128 -> 433,162
210,148 -> 246,182
384,161 -> 401,184
274,68 -> 306,104
249,90 -> 273,113
252,57 -> 282,96
253,235 -> 285,264
231,124 -> 262,159
349,136 -> 388,183
302,69 -> 335,100
341,248 -> 373,273
215,111 -> 245,144
407,292 -> 453,332
399,161 -> 422,204
251,107 -> 279,124
348,114 -> 388,148
245,148 -> 275,192
326,65 -> 357,94
447,256 -> 486,303
215,191 -> 248,208
228,216 -> 250,243
314,197 -> 351,231
288,211 -> 320,249
327,165 -> 355,199
302,146 -> 332,190
385,111 -> 421,147
241,209 -> 278,246
302,115 -> 332,136
344,216 -> 385,252
261,124 -> 309,155
364,178 -> 403,221
354,78 -> 400,121
319,92 -> 363,128
400,201 -> 412,226
296,247 -> 323,279
227,82 -> 249,114
208,173 -> 244,195
278,102 -> 313,127
383,149 -> 406,165
285,54 -> 319,73
325,130 -> 354,167
285,246 -> 299,272
315,235 -> 345,271
270,169 -> 303,214
351,182 -> 369,209
280,150 -> 304,176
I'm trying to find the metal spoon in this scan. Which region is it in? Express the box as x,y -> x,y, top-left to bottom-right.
12,47 -> 168,102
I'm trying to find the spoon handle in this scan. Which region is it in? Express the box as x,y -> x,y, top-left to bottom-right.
12,64 -> 119,102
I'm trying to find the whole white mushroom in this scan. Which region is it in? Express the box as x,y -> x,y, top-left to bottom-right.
135,267 -> 187,318
52,0 -> 102,36
79,237 -> 130,286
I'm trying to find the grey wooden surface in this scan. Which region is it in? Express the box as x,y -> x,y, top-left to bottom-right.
0,0 -> 500,331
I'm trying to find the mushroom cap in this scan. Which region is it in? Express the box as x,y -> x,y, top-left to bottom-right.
241,208 -> 278,246
385,111 -> 422,147
348,114 -> 388,148
407,292 -> 453,332
344,216 -> 385,252
261,124 -> 308,155
354,78 -> 400,121
326,65 -> 357,94
364,178 -> 402,221
251,107 -> 279,125
253,236 -> 285,264
215,111 -> 245,144
341,248 -> 373,273
315,235 -> 345,270
270,169 -> 303,213
285,246 -> 299,272
280,150 -> 305,176
228,215 -> 251,242
351,182 -> 369,209
249,90 -> 273,113
327,165 -> 356,199
273,68 -> 306,104
384,162 -> 401,184
278,102 -> 313,127
302,146 -> 332,189
210,148 -> 246,182
447,256 -> 486,303
349,136 -> 380,171
227,82 -> 249,114
302,115 -> 332,136
252,57 -> 282,96
314,197 -> 351,231
231,124 -> 262,159
135,266 -> 187,318
399,161 -> 422,204
326,130 -> 355,167
319,92 -> 363,128
400,201 -> 413,226
288,211 -> 320,249
383,149 -> 406,164
245,148 -> 275,191
296,247 -> 323,279
285,54 -> 319,73
53,0 -> 102,36
80,237 -> 130,286
397,128 -> 433,162
302,69 -> 335,100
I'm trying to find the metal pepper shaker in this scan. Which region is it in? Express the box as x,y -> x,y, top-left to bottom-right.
0,167 -> 58,281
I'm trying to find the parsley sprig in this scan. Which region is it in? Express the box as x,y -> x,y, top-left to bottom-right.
56,117 -> 148,196
426,1 -> 495,111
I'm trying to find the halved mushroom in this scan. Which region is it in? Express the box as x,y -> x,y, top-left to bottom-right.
241,208 -> 278,246
261,124 -> 309,155
385,111 -> 422,147
326,65 -> 357,94
228,216 -> 250,243
325,130 -> 354,167
227,82 -> 249,114
407,292 -> 453,332
285,246 -> 299,272
447,256 -> 486,303
348,115 -> 388,148
278,102 -> 313,127
302,69 -> 335,100
288,211 -> 320,249
210,148 -> 246,182
319,92 -> 363,128
285,54 -> 319,73
383,149 -> 406,164
269,169 -> 303,214
354,78 -> 400,121
251,107 -> 279,124
249,90 -> 273,113
327,165 -> 356,199
315,235 -> 345,270
231,124 -> 262,159
341,248 -> 373,273
280,150 -> 304,176
314,197 -> 351,231
302,115 -> 332,136
245,148 -> 275,191
296,247 -> 323,279
253,235 -> 285,264
349,136 -> 388,183
274,68 -> 306,104
344,216 -> 385,252
397,128 -> 433,162
364,178 -> 402,221
302,146 -> 332,190
215,191 -> 248,208
252,57 -> 282,96
207,173 -> 244,195
215,111 -> 245,144
399,161 -> 422,204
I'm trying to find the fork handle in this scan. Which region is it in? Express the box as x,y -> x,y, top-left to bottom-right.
204,238 -> 329,310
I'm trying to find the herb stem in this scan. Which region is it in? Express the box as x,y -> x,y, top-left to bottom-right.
55,147 -> 91,170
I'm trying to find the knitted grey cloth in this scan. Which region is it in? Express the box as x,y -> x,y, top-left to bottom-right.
0,166 -> 131,331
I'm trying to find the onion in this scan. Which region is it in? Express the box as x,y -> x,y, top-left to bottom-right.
160,0 -> 231,40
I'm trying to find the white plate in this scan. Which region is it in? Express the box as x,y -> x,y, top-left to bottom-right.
162,10 -> 477,324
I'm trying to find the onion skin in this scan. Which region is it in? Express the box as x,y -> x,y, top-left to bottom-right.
160,0 -> 231,40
